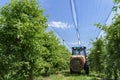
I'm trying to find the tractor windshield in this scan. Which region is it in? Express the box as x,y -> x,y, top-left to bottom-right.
72,47 -> 86,56
72,49 -> 84,55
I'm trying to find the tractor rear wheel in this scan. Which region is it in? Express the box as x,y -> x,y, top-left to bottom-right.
85,65 -> 89,75
70,68 -> 73,74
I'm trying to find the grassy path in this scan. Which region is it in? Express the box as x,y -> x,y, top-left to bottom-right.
37,71 -> 98,80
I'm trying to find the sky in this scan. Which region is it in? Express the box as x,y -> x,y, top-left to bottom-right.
38,0 -> 114,50
0,0 -> 114,51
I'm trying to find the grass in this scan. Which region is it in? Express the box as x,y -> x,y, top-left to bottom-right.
36,70 -> 97,80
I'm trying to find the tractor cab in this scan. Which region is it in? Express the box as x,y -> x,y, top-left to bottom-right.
72,46 -> 87,57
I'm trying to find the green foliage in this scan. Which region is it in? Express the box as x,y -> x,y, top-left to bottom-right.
89,1 -> 120,78
39,32 -> 70,75
0,0 -> 47,79
113,0 -> 120,12
88,38 -> 106,74
103,14 -> 120,79
0,0 -> 70,80
114,0 -> 120,4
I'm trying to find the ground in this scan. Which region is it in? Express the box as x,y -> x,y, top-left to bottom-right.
36,70 -> 98,80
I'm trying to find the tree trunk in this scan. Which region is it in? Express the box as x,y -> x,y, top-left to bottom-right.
29,67 -> 34,80
114,70 -> 118,80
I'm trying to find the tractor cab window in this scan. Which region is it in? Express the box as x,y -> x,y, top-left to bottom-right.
80,50 -> 84,56
72,49 -> 80,55
72,47 -> 86,56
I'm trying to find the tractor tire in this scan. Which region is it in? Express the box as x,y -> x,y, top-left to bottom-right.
85,65 -> 89,75
70,68 -> 73,74
84,61 -> 89,75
